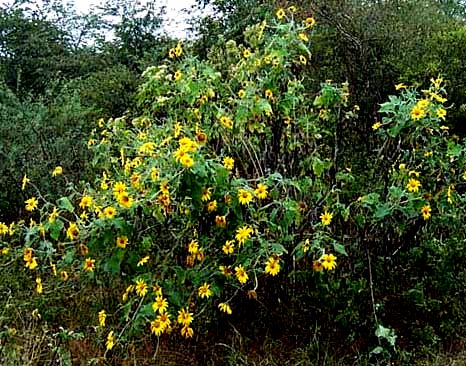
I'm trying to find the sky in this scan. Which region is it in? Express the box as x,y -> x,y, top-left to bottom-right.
0,0 -> 200,38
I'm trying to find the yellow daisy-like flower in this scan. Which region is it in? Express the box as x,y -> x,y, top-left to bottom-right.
113,181 -> 127,196
201,188 -> 211,202
152,296 -> 168,314
66,222 -> 79,240
79,195 -> 93,210
116,236 -> 128,249
298,33 -> 308,42
320,253 -> 337,270
83,258 -> 95,272
372,122 -> 382,130
235,264 -> 248,284
117,192 -> 133,209
150,319 -> 164,336
52,166 -> 63,176
104,206 -> 116,219
265,89 -> 273,99
219,116 -> 233,129
135,279 -> 148,297
106,331 -> 115,350
181,325 -> 194,338
60,271 -> 69,281
180,154 -> 194,168
177,308 -> 193,326
264,256 -> 281,276
420,204 -> 431,220
298,55 -> 307,65
242,48 -> 251,58
198,283 -> 213,299
218,302 -> 232,314
222,240 -> 235,255
235,225 -> 253,245
157,312 -> 171,331
237,89 -> 246,98
98,309 -> 107,327
436,108 -> 447,120
276,8 -> 285,19
188,240 -> 199,255
223,156 -> 235,171
215,215 -> 227,228
395,83 -> 407,90
254,183 -> 268,199
411,105 -> 425,120
416,99 -> 430,109
173,70 -> 182,81
25,197 -> 39,212
304,16 -> 316,28
320,211 -> 333,226
207,200 -> 217,212
238,188 -> 253,205
406,178 -> 421,193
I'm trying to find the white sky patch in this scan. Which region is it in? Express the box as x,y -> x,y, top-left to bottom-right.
1,0 -> 202,39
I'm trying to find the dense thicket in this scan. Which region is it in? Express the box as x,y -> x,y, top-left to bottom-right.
2,1 -> 466,364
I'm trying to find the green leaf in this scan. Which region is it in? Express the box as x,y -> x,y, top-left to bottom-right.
58,197 -> 74,213
374,204 -> 392,220
332,242 -> 347,256
48,220 -> 64,241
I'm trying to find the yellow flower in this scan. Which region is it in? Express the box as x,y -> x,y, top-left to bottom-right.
406,178 -> 421,193
36,277 -> 43,294
137,255 -> 150,267
116,236 -> 128,249
117,192 -> 133,209
98,310 -> 107,327
48,207 -> 59,223
298,55 -> 307,65
411,105 -> 425,120
320,211 -> 333,226
152,296 -> 168,314
265,89 -> 273,99
223,156 -> 235,170
106,331 -> 115,350
135,279 -> 148,297
436,108 -> 447,120
238,188 -> 253,205
264,256 -> 281,276
22,174 -> 30,190
104,206 -> 116,219
420,204 -> 431,220
222,240 -> 235,255
219,116 -> 233,129
298,33 -> 308,42
150,167 -> 160,181
66,222 -> 79,241
157,312 -> 171,331
372,122 -> 382,130
177,308 -> 193,326
84,258 -> 95,272
218,302 -> 232,314
320,253 -> 337,270
237,89 -> 246,98
187,240 -> 199,255
180,154 -> 194,168
113,181 -> 127,196
25,197 -> 39,212
25,257 -> 38,270
395,83 -> 407,90
181,325 -> 194,338
201,188 -> 211,202
242,48 -> 251,58
79,195 -> 93,210
417,99 -> 430,109
304,17 -> 316,28
60,271 -> 69,281
215,215 -> 227,228
173,70 -> 182,81
254,183 -> 268,199
235,265 -> 248,284
219,265 -> 233,277
198,283 -> 213,299
150,319 -> 164,336
276,8 -> 285,19
206,200 -> 217,212
52,166 -> 63,176
1,247 -> 9,256
235,225 -> 253,245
